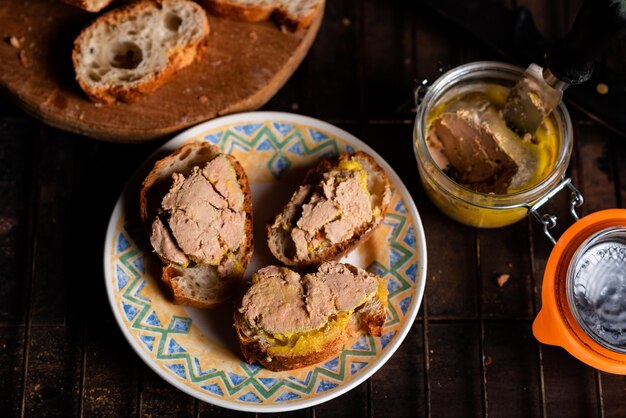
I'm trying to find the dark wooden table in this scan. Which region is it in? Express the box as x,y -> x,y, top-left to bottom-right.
2,0 -> 626,416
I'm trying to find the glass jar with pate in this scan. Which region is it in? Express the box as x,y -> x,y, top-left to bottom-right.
413,62 -> 626,374
413,61 -> 573,228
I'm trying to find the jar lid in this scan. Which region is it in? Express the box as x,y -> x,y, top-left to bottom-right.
533,209 -> 626,374
567,226 -> 626,354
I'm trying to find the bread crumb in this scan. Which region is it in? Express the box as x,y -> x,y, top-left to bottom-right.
18,50 -> 30,67
8,36 -> 21,49
94,102 -> 103,108
496,274 -> 510,287
485,355 -> 493,366
33,383 -> 41,391
249,31 -> 258,42
342,18 -> 351,27
291,102 -> 300,110
596,83 -> 609,95
198,95 -> 208,104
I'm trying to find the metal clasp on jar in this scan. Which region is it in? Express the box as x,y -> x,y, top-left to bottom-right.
402,62 -> 451,112
525,177 -> 584,244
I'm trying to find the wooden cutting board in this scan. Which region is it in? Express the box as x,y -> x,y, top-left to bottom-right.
0,1 -> 323,143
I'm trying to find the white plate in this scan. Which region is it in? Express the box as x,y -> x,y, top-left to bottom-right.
103,112 -> 427,412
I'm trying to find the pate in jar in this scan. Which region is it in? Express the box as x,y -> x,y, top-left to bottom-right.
413,61 -> 573,228
413,62 -> 626,374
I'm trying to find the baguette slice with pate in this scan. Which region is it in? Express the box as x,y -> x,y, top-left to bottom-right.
140,142 -> 253,308
73,0 -> 209,103
235,262 -> 388,371
267,151 -> 391,267
61,0 -> 115,12
199,0 -> 323,31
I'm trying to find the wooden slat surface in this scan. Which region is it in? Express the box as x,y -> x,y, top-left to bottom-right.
0,121 -> 33,327
1,0 -> 626,417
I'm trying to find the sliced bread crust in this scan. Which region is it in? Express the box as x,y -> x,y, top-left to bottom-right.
234,262 -> 387,371
267,151 -> 391,267
72,0 -> 209,103
140,141 -> 253,308
199,0 -> 323,31
61,0 -> 115,12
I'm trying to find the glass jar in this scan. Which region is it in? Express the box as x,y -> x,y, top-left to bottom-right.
413,61 -> 573,228
533,209 -> 626,374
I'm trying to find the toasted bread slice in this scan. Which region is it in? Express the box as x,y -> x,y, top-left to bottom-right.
234,262 -> 388,371
140,142 -> 253,308
61,0 -> 114,12
72,0 -> 209,103
199,0 -> 323,31
267,151 -> 391,267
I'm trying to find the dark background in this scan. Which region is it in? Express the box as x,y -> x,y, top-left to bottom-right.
1,0 -> 626,416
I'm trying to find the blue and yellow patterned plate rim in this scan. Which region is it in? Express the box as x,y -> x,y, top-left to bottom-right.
104,112 -> 427,412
